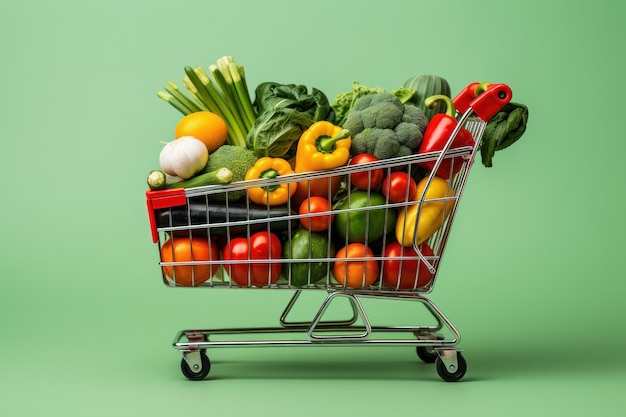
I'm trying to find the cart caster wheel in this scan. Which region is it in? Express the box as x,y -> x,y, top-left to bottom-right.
416,346 -> 438,363
436,352 -> 466,382
181,351 -> 211,381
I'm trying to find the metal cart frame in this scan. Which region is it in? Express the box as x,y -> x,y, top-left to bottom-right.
146,83 -> 512,382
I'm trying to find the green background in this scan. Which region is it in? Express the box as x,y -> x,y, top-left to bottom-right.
1,0 -> 624,415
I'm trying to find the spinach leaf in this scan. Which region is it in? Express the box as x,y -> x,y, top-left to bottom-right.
246,82 -> 333,159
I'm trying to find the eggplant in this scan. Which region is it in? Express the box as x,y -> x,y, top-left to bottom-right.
155,196 -> 298,237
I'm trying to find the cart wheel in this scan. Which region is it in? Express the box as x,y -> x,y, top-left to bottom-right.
435,352 -> 466,382
416,346 -> 438,363
180,351 -> 211,381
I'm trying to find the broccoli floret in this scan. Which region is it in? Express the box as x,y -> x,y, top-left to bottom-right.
343,92 -> 429,160
402,104 -> 429,132
332,82 -> 386,126
202,145 -> 259,201
394,122 -> 422,151
351,128 -> 402,160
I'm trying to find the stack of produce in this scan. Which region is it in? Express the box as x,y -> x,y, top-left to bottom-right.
147,56 -> 527,288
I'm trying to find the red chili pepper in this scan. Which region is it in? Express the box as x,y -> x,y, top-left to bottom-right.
417,95 -> 475,179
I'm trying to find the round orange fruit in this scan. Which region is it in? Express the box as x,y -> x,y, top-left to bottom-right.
333,243 -> 379,288
175,111 -> 228,153
160,236 -> 219,286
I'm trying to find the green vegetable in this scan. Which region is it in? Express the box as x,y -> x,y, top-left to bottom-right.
403,74 -> 451,120
480,102 -> 529,167
283,228 -> 335,287
332,82 -> 417,127
332,82 -> 385,126
157,56 -> 257,147
167,168 -> 233,189
245,82 -> 333,159
201,145 -> 259,201
342,92 -> 429,160
391,87 -> 418,104
147,168 -> 233,190
334,190 -> 397,243
147,170 -> 167,190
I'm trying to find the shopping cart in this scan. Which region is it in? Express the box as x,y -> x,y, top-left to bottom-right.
146,82 -> 512,382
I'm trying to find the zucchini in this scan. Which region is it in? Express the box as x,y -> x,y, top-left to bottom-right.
167,167 -> 233,189
146,169 -> 165,190
147,170 -> 167,190
147,168 -> 233,191
403,74 -> 451,120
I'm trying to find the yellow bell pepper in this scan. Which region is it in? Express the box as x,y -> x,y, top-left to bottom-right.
292,121 -> 351,206
244,157 -> 297,206
395,176 -> 456,247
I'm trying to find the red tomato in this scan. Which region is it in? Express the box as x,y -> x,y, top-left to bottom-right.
299,196 -> 334,232
160,236 -> 219,286
381,242 -> 434,290
349,153 -> 384,190
333,243 -> 379,288
249,231 -> 282,284
381,172 -> 417,203
222,231 -> 282,287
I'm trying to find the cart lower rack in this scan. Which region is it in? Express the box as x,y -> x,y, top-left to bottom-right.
146,82 -> 512,382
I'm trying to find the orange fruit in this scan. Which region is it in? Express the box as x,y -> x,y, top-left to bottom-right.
175,111 -> 228,153
160,236 -> 219,286
333,243 -> 379,288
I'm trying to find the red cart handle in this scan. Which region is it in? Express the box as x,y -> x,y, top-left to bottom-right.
453,82 -> 512,121
452,82 -> 485,115
468,83 -> 512,122
146,188 -> 187,243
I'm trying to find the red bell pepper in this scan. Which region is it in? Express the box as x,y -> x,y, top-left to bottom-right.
222,231 -> 282,287
417,95 -> 475,179
381,242 -> 435,290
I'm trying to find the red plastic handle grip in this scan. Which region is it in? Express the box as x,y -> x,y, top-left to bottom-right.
469,83 -> 512,122
146,188 -> 187,243
452,82 -> 482,115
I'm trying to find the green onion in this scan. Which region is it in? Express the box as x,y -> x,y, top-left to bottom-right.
227,61 -> 257,130
157,91 -> 192,115
157,56 -> 258,148
208,63 -> 249,131
164,81 -> 205,113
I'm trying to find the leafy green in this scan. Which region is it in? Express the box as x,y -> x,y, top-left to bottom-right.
246,82 -> 333,159
332,82 -> 385,127
480,102 -> 529,167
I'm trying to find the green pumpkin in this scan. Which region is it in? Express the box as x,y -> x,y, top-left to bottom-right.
404,74 -> 451,120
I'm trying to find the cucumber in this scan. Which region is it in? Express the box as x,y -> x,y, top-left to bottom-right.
403,74 -> 451,120
283,228 -> 335,287
166,167 -> 233,189
147,168 -> 233,191
147,170 -> 167,190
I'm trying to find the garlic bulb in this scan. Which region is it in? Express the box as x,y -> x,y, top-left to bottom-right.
159,136 -> 209,179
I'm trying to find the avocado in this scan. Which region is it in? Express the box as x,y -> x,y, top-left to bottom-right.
283,228 -> 335,287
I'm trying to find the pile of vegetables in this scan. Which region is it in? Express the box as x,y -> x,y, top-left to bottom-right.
148,56 -> 528,289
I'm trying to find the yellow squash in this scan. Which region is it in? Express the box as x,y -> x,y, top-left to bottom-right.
395,176 -> 456,247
